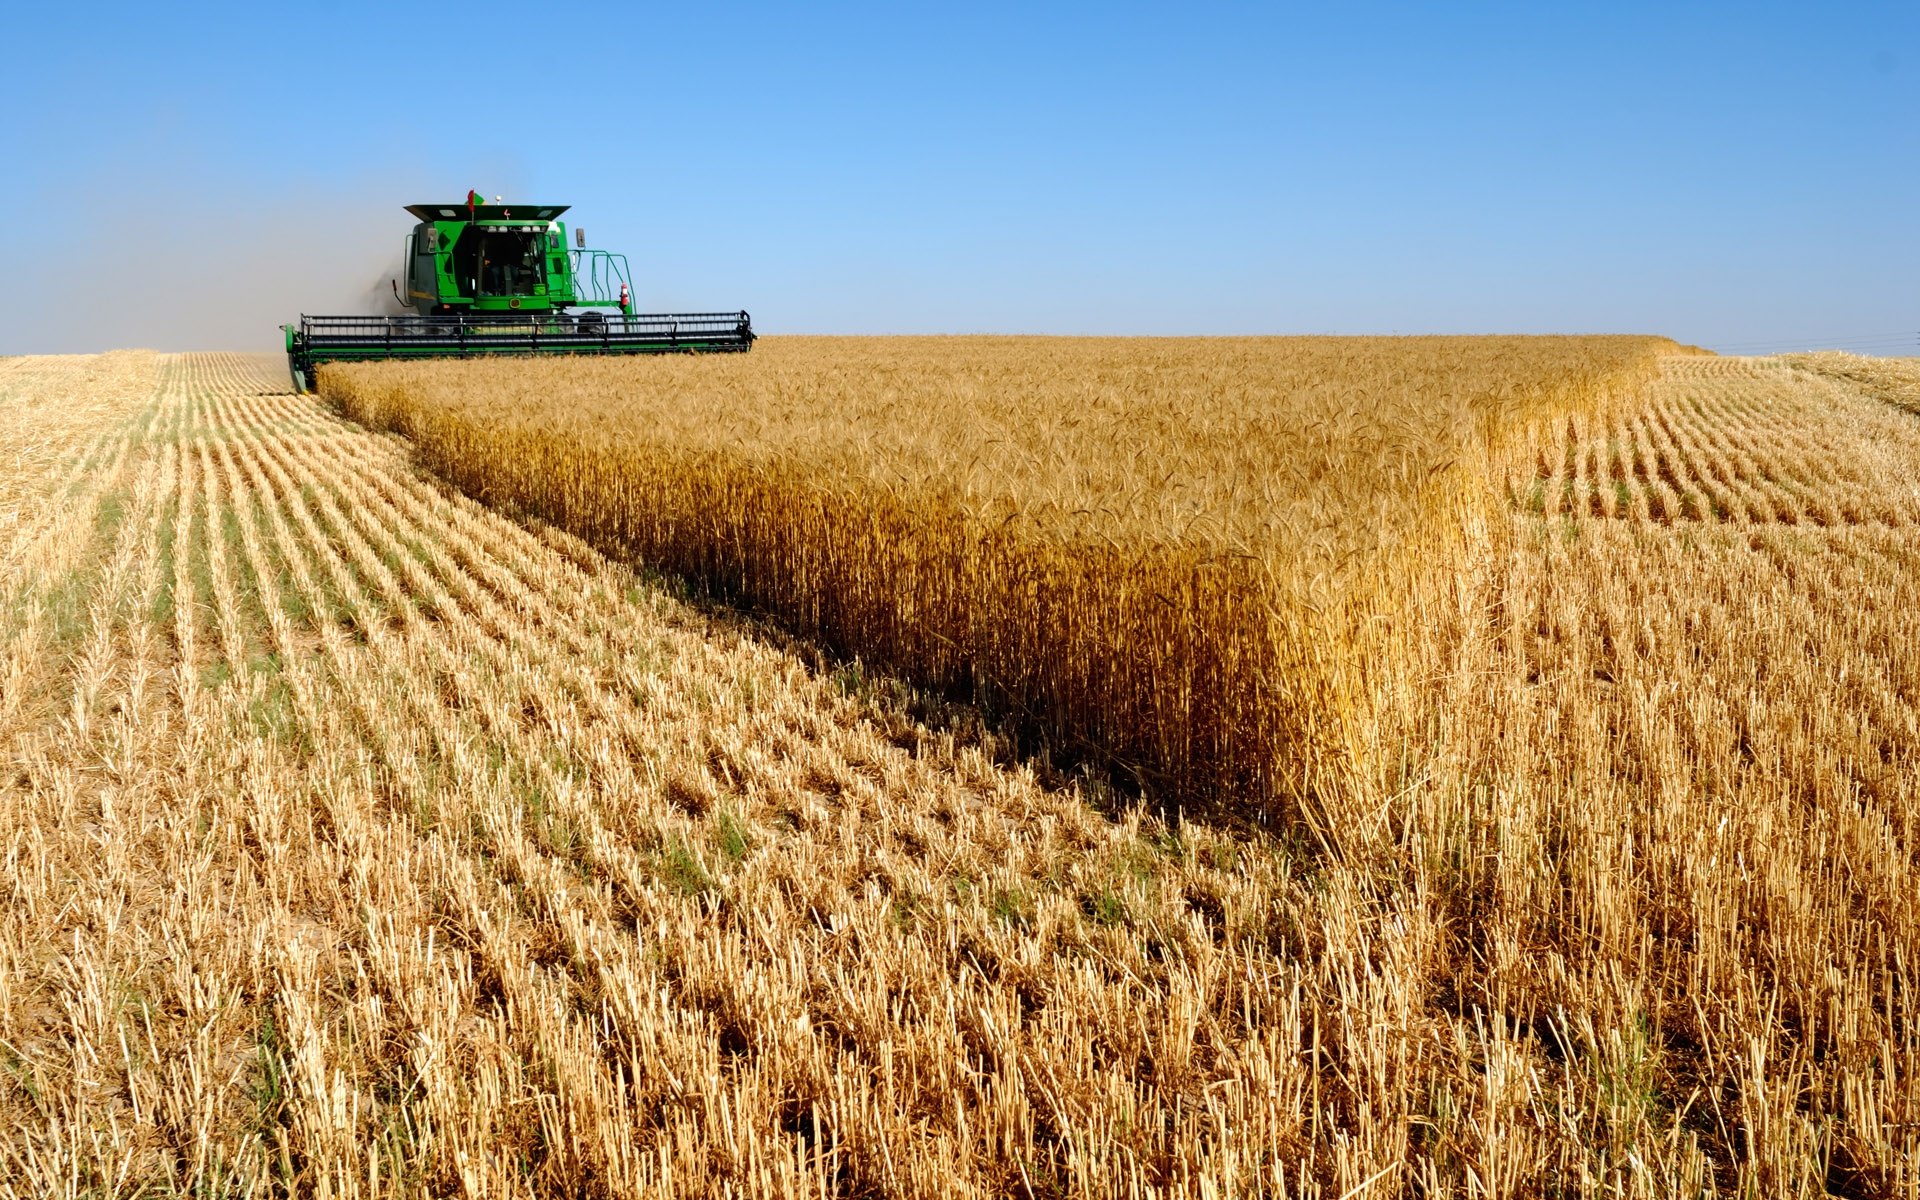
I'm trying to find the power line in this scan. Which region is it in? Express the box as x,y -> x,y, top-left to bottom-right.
1709,331 -> 1920,355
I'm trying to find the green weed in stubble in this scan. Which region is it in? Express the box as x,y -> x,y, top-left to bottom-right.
989,885 -> 1033,930
713,808 -> 749,866
251,1007 -> 291,1146
1081,889 -> 1129,928
151,492 -> 180,629
660,838 -> 713,895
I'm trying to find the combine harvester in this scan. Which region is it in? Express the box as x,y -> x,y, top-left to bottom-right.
283,193 -> 752,392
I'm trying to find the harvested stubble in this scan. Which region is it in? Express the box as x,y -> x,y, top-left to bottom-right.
322,336 -> 1677,812
2,349 -> 1916,1198
1782,351 -> 1920,418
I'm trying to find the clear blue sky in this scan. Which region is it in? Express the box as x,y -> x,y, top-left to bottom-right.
3,1 -> 1915,354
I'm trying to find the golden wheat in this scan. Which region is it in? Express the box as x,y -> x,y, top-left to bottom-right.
322,335 -> 1678,815
0,347 -> 1914,1197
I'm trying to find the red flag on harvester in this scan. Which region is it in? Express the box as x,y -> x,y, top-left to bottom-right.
467,189 -> 483,217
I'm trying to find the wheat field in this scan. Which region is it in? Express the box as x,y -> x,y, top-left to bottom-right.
0,346 -> 1913,1197
322,336 -> 1681,816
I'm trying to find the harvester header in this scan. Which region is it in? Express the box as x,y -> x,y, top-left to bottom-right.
282,197 -> 752,392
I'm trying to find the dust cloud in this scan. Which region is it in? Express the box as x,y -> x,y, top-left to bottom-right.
1,176 -> 438,355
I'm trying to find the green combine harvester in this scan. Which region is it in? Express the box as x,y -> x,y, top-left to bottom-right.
283,194 -> 752,392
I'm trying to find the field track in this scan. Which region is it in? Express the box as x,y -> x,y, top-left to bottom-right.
0,349 -> 1914,1197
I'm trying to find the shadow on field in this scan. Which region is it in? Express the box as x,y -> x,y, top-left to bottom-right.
409,459 -> 1278,840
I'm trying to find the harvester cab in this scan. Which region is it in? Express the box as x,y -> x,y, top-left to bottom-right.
398,203 -> 620,318
283,198 -> 752,393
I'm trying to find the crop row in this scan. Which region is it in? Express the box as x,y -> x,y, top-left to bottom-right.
1513,356 -> 1920,527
